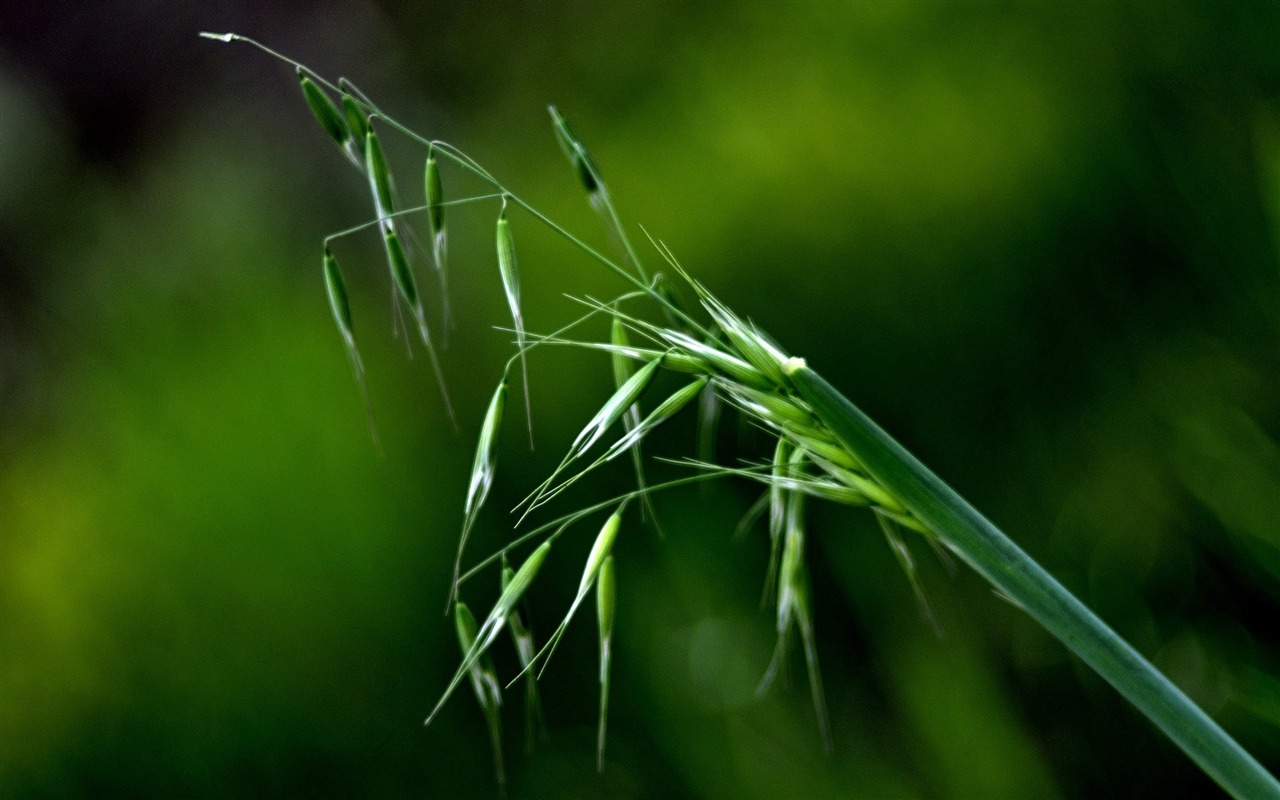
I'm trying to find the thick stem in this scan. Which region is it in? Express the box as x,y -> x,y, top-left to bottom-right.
786,360 -> 1279,800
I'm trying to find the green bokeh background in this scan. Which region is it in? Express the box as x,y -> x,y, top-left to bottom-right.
3,2 -> 1279,797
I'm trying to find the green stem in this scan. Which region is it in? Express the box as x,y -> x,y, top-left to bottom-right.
786,360 -> 1279,800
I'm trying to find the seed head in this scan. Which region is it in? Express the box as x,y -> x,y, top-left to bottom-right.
322,247 -> 353,337
597,555 -> 616,643
513,510 -> 624,686
550,105 -> 601,195
448,376 -> 508,610
607,378 -> 706,457
364,125 -> 395,223
578,511 -> 621,597
341,102 -> 367,161
570,355 -> 664,458
425,150 -> 445,237
496,198 -> 533,445
454,601 -> 506,792
381,226 -> 419,309
701,296 -> 789,386
466,378 -> 507,519
596,554 -> 616,772
427,541 -> 551,727
659,329 -> 772,389
297,68 -> 348,148
611,317 -> 633,390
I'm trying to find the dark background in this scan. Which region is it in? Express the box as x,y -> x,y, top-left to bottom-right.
2,2 -> 1279,797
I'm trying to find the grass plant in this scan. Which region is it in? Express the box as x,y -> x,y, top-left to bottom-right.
204,32 -> 1280,800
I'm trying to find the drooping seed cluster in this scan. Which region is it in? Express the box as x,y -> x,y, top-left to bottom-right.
298,68 -> 454,423
293,62 -> 931,784
204,34 -> 1280,800
452,601 -> 505,792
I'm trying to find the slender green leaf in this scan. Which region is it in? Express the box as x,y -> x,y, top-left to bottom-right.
786,359 -> 1280,800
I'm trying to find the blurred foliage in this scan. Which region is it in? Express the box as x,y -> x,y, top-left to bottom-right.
2,1 -> 1279,797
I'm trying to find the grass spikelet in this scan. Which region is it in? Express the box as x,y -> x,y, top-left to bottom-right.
525,377 -> 706,516
700,295 -> 788,386
502,560 -> 545,751
323,247 -> 377,444
518,355 -> 663,516
610,317 -> 635,402
608,377 -> 705,457
382,225 -> 418,309
426,540 -> 551,726
659,329 -> 771,390
340,85 -> 368,162
822,462 -> 904,514
297,68 -> 350,155
762,437 -> 793,604
322,246 -> 360,369
757,484 -> 830,749
876,512 -> 940,636
596,554 -> 616,772
425,149 -> 447,264
777,494 -> 805,637
514,509 -> 622,683
382,224 -> 455,425
786,428 -> 864,472
497,198 -> 533,447
424,148 -> 450,329
721,382 -> 817,432
570,355 -> 663,458
549,106 -> 645,280
790,560 -> 831,753
550,105 -> 600,196
525,335 -> 704,375
680,457 -> 870,507
757,504 -> 801,695
426,149 -> 446,237
455,601 -> 506,794
365,125 -> 396,224
696,379 -> 720,465
448,377 -> 507,611
611,316 -> 653,522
